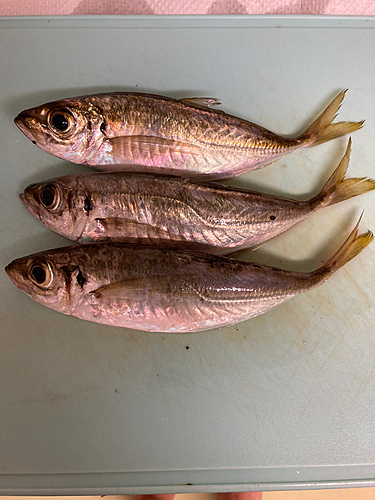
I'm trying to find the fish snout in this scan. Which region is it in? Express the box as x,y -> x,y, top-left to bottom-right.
19,191 -> 26,205
5,260 -> 21,286
14,111 -> 38,143
14,108 -> 49,145
19,187 -> 41,220
5,258 -> 33,294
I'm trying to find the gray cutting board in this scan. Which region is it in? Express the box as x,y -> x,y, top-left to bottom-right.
0,15 -> 375,494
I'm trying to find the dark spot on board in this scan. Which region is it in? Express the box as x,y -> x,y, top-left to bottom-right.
270,215 -> 276,220
31,140 -> 37,145
76,268 -> 87,288
186,346 -> 190,350
185,483 -> 193,486
84,194 -> 92,214
114,389 -> 122,395
100,119 -> 107,135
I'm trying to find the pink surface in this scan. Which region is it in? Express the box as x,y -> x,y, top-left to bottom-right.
0,0 -> 374,15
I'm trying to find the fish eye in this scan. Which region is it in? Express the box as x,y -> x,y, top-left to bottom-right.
29,261 -> 53,288
39,183 -> 60,210
48,110 -> 75,135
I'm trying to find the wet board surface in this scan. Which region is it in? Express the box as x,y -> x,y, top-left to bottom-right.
0,15 -> 375,494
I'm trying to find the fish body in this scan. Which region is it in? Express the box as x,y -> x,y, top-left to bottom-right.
15,91 -> 363,179
20,140 -> 375,253
5,219 -> 372,333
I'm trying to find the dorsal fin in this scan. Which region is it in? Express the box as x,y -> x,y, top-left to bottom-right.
179,97 -> 222,109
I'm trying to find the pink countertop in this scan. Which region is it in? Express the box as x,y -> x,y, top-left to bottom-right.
0,0 -> 374,16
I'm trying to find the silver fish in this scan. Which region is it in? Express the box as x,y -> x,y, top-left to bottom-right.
14,91 -> 363,179
5,217 -> 372,333
20,140 -> 375,253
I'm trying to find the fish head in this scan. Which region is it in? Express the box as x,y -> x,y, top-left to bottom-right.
5,250 -> 74,314
20,177 -> 89,241
14,99 -> 105,164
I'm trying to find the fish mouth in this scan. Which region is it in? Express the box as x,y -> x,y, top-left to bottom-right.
5,261 -> 19,286
19,192 -> 26,205
4,263 -> 12,278
14,111 -> 47,147
14,113 -> 37,142
5,260 -> 30,293
19,191 -> 41,220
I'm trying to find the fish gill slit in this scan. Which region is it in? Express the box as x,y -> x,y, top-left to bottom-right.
67,191 -> 73,213
62,266 -> 72,289
76,268 -> 87,288
100,118 -> 107,135
84,194 -> 93,214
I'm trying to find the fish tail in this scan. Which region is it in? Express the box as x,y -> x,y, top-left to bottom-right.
313,138 -> 375,208
318,215 -> 373,280
299,90 -> 364,148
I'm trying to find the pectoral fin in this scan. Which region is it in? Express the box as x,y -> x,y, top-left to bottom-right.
95,218 -> 174,239
91,277 -> 160,302
107,135 -> 204,167
109,135 -> 202,155
91,275 -> 193,302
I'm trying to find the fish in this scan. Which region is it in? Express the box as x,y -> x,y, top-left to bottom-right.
19,139 -> 375,254
14,90 -> 363,179
5,217 -> 372,333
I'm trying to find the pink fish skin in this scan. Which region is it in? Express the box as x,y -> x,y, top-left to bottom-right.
14,91 -> 363,179
5,218 -> 372,333
19,139 -> 375,253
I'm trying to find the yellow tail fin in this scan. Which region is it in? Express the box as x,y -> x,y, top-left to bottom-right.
324,214 -> 373,275
314,138 -> 375,207
300,90 -> 364,147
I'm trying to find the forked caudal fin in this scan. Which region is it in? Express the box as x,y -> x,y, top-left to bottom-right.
314,214 -> 373,284
299,90 -> 364,147
313,138 -> 375,207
